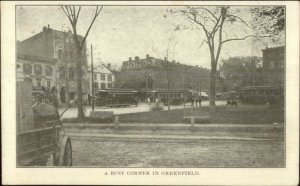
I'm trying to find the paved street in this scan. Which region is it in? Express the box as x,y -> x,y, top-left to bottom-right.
59,100 -> 227,119
70,137 -> 284,167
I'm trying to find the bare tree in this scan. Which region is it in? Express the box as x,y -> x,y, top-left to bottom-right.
152,38 -> 178,110
61,5 -> 103,121
168,6 -> 273,107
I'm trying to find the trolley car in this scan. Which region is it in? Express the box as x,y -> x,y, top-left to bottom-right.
17,80 -> 72,166
238,85 -> 284,105
94,88 -> 138,107
148,89 -> 194,105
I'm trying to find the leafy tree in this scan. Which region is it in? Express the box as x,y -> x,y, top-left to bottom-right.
251,6 -> 285,45
219,56 -> 263,90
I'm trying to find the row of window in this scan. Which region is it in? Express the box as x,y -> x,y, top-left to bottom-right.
93,74 -> 113,81
22,63 -> 53,76
32,78 -> 52,88
92,82 -> 113,89
268,59 -> 284,69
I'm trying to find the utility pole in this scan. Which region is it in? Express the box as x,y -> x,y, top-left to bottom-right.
91,44 -> 95,111
252,61 -> 255,86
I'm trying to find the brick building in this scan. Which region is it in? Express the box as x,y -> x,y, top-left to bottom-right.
262,46 -> 285,86
118,54 -> 222,96
17,25 -> 89,104
16,54 -> 56,89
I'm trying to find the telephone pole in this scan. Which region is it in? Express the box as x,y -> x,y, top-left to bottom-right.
91,44 -> 95,111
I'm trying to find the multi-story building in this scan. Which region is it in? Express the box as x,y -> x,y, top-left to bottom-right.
118,54 -> 222,96
17,25 -> 89,104
16,53 -> 56,89
262,46 -> 285,86
88,63 -> 115,89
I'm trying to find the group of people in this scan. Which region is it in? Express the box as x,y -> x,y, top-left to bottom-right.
191,97 -> 202,107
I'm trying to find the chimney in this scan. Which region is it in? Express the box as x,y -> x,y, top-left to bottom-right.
146,54 -> 150,59
129,57 -> 132,61
164,57 -> 167,61
107,63 -> 111,69
48,24 -> 50,29
135,56 -> 139,60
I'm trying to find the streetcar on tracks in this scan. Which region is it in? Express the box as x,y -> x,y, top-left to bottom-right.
94,88 -> 138,107
148,89 -> 194,105
238,85 -> 284,105
17,79 -> 72,166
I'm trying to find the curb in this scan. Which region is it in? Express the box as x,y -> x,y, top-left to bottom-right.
67,133 -> 283,141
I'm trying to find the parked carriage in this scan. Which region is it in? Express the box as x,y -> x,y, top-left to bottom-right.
17,79 -> 72,166
94,88 -> 138,107
238,85 -> 284,105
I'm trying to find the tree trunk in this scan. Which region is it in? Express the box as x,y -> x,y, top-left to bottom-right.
209,63 -> 217,107
76,50 -> 85,121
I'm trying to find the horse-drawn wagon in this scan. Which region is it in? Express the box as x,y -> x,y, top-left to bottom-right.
17,79 -> 72,166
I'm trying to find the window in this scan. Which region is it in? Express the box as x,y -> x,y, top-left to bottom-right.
93,74 -> 97,80
47,80 -> 51,87
101,83 -> 106,89
23,64 -> 32,74
108,75 -> 112,81
34,64 -> 42,75
274,60 -> 279,68
59,66 -> 66,79
269,61 -> 274,69
107,83 -> 112,88
101,74 -> 106,81
36,79 -> 41,87
58,49 -> 63,60
93,82 -> 98,89
45,65 -> 53,76
69,68 -> 74,80
279,59 -> 284,68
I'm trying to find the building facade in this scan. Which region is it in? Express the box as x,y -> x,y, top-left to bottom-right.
262,46 -> 285,86
119,54 -> 222,95
17,25 -> 89,104
88,64 -> 115,90
16,54 -> 56,89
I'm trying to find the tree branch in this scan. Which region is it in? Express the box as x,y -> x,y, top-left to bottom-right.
221,34 -> 274,44
227,14 -> 252,29
80,6 -> 103,49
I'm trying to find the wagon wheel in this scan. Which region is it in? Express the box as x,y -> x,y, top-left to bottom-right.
59,136 -> 72,166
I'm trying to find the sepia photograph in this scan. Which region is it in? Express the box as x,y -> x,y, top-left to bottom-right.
2,1 -> 299,185
16,4 -> 286,168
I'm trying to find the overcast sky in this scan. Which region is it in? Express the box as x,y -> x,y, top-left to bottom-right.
16,6 -> 281,69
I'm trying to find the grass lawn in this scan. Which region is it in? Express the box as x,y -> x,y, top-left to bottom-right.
119,105 -> 284,124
